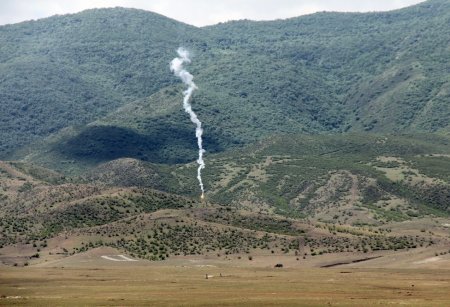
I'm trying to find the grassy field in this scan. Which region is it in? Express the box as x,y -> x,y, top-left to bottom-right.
1,264 -> 450,306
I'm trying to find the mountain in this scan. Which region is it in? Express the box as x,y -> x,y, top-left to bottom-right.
1,1 -> 450,266
1,0 -> 449,166
0,8 -> 203,157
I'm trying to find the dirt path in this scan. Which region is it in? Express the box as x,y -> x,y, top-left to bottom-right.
414,257 -> 442,265
101,255 -> 138,262
0,161 -> 34,181
348,173 -> 359,206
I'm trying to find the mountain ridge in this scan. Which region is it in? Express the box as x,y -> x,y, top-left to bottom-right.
1,0 -> 449,167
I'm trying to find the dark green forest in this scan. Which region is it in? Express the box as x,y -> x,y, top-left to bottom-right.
0,0 -> 449,166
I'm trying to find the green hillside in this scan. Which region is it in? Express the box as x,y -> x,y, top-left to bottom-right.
1,0 -> 450,166
203,0 -> 450,134
83,134 -> 449,222
0,8 -> 203,157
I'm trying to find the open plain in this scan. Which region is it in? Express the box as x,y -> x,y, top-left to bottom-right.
1,247 -> 450,306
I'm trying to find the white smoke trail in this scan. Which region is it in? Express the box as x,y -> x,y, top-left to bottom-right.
170,47 -> 206,199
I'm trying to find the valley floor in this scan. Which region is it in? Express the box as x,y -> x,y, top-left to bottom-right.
1,248 -> 450,306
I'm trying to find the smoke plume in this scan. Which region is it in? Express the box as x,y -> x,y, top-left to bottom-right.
170,47 -> 205,198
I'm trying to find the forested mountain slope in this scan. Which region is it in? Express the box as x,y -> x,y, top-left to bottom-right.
0,8 -> 202,156
1,0 -> 449,166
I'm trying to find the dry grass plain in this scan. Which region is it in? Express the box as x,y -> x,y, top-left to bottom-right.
1,253 -> 450,306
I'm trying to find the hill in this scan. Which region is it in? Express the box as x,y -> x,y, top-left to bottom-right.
1,157 -> 448,267
1,0 -> 449,165
84,134 -> 450,221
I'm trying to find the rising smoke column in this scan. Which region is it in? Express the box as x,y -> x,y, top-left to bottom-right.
170,48 -> 206,199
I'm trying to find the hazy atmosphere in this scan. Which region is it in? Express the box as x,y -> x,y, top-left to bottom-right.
0,0 -> 425,26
